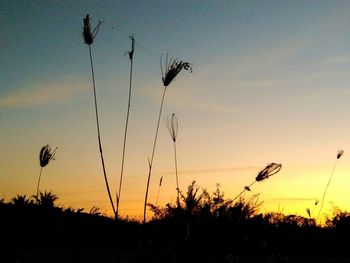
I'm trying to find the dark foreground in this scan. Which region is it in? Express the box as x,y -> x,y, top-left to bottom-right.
2,190 -> 350,262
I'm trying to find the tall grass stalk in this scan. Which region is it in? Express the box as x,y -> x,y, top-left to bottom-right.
167,113 -> 180,205
37,145 -> 57,198
155,176 -> 163,207
232,163 -> 282,202
116,35 -> 135,219
317,150 -> 344,221
83,15 -> 116,217
143,54 -> 191,223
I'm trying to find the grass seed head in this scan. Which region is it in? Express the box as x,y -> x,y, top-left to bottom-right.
39,145 -> 57,168
82,14 -> 102,45
167,113 -> 178,142
161,53 -> 192,87
337,149 -> 344,159
255,163 -> 282,182
306,208 -> 311,218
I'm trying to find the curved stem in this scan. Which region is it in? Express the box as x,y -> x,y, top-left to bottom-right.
232,180 -> 256,202
116,39 -> 134,219
143,86 -> 167,223
36,167 -> 43,198
317,159 -> 338,221
88,45 -> 116,218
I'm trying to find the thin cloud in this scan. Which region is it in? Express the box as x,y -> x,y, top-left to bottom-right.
268,197 -> 317,203
138,82 -> 236,113
0,77 -> 89,109
133,165 -> 259,178
321,55 -> 350,67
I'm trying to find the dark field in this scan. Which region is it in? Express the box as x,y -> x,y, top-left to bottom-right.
2,190 -> 350,263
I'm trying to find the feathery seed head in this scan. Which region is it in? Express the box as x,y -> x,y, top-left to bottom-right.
161,54 -> 192,87
128,35 -> 135,60
255,163 -> 282,182
337,149 -> 344,159
39,145 -> 57,168
306,208 -> 311,218
167,113 -> 178,142
82,14 -> 102,45
83,15 -> 93,45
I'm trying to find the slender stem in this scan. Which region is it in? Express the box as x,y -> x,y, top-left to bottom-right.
116,38 -> 134,219
143,86 -> 167,223
232,181 -> 256,202
317,159 -> 338,221
36,167 -> 43,198
88,45 -> 116,217
155,183 -> 161,207
174,141 -> 180,206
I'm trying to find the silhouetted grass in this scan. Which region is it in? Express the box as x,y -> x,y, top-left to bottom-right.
232,163 -> 282,202
143,54 -> 192,223
317,149 -> 344,221
82,14 -> 116,218
37,144 -> 56,197
116,35 -> 135,219
167,113 -> 180,204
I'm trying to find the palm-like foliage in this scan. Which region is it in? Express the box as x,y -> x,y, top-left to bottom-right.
143,54 -> 191,223
37,145 -> 57,197
82,14 -> 116,217
181,181 -> 203,215
35,191 -> 58,209
12,194 -> 34,208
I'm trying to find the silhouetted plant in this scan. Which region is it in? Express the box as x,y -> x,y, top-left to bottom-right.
155,176 -> 163,207
227,194 -> 262,221
317,150 -> 344,221
12,194 -> 34,208
325,208 -> 350,228
143,54 -> 192,223
166,113 -> 180,204
116,35 -> 135,219
82,14 -> 116,217
232,162 -> 282,202
147,202 -> 169,220
89,206 -> 101,216
37,145 -> 57,197
36,191 -> 58,209
200,184 -> 230,218
181,181 -> 203,215
306,199 -> 319,219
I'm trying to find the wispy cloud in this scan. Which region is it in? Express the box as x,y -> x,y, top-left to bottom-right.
203,36 -> 308,80
320,55 -> 350,67
268,197 -> 317,203
133,165 -> 259,178
0,76 -> 89,109
138,80 -> 237,113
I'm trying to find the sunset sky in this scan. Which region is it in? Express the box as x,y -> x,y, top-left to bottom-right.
1,1 -> 350,221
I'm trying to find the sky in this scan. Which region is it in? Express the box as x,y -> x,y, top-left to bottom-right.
1,0 -> 350,221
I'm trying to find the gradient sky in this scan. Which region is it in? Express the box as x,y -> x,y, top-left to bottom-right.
1,1 -> 350,221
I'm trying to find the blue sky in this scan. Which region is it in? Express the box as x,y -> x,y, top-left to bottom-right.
1,1 -> 350,220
